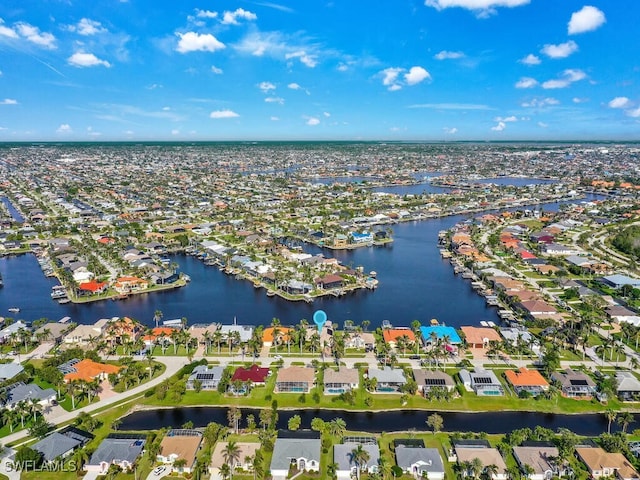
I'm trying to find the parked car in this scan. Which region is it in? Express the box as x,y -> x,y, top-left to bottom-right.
153,466 -> 167,476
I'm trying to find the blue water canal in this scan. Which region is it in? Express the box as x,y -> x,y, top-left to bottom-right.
0,189 -> 601,330
119,406 -> 623,436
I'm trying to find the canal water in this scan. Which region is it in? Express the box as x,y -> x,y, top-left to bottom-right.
118,406 -> 622,436
0,194 -> 602,329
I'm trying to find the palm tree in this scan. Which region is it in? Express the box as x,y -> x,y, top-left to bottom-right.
213,330 -> 224,355
350,444 -> 371,480
222,440 -> 241,478
471,457 -> 484,480
329,417 -> 347,438
154,309 -> 163,328
605,408 -> 617,434
617,411 -> 634,433
483,463 -> 500,480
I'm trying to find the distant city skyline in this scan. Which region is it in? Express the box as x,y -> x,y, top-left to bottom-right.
0,0 -> 637,141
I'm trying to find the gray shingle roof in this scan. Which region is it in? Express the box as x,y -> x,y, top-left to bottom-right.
395,446 -> 444,475
334,443 -> 380,472
88,437 -> 146,466
32,432 -> 82,462
270,438 -> 321,471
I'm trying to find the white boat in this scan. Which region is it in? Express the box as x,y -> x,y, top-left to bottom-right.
8,307 -> 19,313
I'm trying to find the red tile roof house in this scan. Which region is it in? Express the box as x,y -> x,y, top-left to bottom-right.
231,364 -> 270,386
77,280 -> 108,296
504,367 -> 550,397
382,329 -> 416,350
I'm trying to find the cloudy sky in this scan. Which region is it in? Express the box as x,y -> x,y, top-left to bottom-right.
0,0 -> 637,141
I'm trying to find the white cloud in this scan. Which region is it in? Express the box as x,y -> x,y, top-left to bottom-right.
380,66 -> 430,90
425,0 -> 530,18
288,83 -> 302,90
285,50 -> 317,67
56,124 -> 72,133
381,67 -> 402,89
67,52 -> 111,68
572,97 -> 589,103
176,32 -> 225,53
491,121 -> 506,131
270,116 -> 279,121
222,8 -> 257,25
258,81 -> 276,93
0,19 -> 18,39
495,115 -> 517,122
15,22 -> 56,49
568,6 -> 606,35
0,98 -> 17,105
210,109 -> 239,119
404,66 -> 431,85
211,65 -> 223,74
162,106 -> 171,111
323,112 -> 331,117
627,107 -> 640,118
541,69 -> 586,89
233,31 -> 326,68
521,97 -> 560,108
541,40 -> 578,59
306,117 -> 320,126
171,129 -> 180,135
444,127 -> 458,134
538,122 -> 548,128
69,18 -> 107,36
608,97 -> 630,109
265,96 -> 284,104
196,9 -> 218,19
519,53 -> 541,65
515,77 -> 538,89
434,50 -> 465,60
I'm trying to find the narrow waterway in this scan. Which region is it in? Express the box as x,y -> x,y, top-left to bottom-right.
119,406 -> 623,436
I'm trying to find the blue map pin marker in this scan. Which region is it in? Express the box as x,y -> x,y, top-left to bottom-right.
313,310 -> 327,333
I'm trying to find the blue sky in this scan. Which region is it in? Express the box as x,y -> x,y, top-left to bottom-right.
0,0 -> 638,141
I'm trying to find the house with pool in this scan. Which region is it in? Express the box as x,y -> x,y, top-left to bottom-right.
274,366 -> 315,393
323,367 -> 359,395
368,366 -> 406,393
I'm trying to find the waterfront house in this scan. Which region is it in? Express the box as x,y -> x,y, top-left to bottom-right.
186,365 -> 225,390
382,328 -> 416,349
368,366 -> 406,393
600,274 -> 640,290
85,435 -> 146,474
512,445 -> 561,480
34,322 -> 71,344
460,326 -> 501,349
412,369 -> 455,396
517,300 -> 557,317
419,326 -> 462,346
262,326 -> 293,347
350,231 -> 373,244
157,429 -> 203,473
459,369 -> 504,396
616,371 -> 640,401
77,280 -> 108,295
315,274 -> 344,290
0,320 -> 30,343
209,441 -> 260,478
274,366 -> 315,393
105,316 -> 143,345
394,441 -> 445,480
231,364 -> 270,386
323,367 -> 359,394
270,432 -> 321,480
63,358 -> 122,383
455,444 -> 508,480
575,447 -> 640,480
31,426 -> 93,464
551,369 -> 597,399
219,324 -> 254,343
113,275 -> 148,294
504,367 -> 550,397
62,318 -> 109,346
4,382 -> 57,409
334,440 -> 380,480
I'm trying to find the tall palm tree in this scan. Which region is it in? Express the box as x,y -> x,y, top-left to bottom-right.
329,417 -> 347,438
617,411 -> 634,434
350,444 -> 370,480
605,408 -> 617,434
471,457 -> 484,480
154,309 -> 163,328
222,440 -> 241,478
